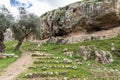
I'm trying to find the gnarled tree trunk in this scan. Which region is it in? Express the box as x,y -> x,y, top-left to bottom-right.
0,31 -> 5,53
14,38 -> 24,52
14,30 -> 32,52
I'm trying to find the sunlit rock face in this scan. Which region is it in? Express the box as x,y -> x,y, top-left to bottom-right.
4,29 -> 14,41
40,0 -> 120,39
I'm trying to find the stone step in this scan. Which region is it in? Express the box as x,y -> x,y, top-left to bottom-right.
29,65 -> 78,70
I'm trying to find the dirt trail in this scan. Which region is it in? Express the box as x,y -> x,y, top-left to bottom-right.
0,52 -> 33,80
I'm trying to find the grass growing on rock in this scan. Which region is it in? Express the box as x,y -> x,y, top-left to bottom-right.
17,38 -> 120,80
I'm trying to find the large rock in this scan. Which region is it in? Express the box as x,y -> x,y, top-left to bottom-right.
4,28 -> 14,41
77,46 -> 113,64
40,0 -> 120,39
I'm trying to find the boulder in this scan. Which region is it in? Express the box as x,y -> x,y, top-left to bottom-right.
4,28 -> 14,41
0,53 -> 16,59
77,46 -> 113,64
94,47 -> 114,64
78,46 -> 92,60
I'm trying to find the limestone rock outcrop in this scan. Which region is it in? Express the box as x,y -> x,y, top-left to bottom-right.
77,46 -> 113,64
40,0 -> 120,39
4,28 -> 14,41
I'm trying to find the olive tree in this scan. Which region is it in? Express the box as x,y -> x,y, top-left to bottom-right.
0,5 -> 13,52
11,7 -> 40,51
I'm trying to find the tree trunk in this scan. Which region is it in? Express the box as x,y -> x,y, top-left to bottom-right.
14,38 -> 24,52
14,30 -> 32,52
0,32 -> 5,53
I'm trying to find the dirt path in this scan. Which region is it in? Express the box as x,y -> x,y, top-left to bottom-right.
0,52 -> 33,80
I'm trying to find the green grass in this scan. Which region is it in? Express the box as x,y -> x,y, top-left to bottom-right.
0,58 -> 17,72
1,38 -> 120,80
16,38 -> 120,80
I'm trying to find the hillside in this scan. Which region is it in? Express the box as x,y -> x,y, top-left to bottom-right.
16,37 -> 120,80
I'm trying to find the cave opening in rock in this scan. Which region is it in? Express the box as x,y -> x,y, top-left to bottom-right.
87,26 -> 103,33
73,8 -> 77,13
55,29 -> 67,36
94,27 -> 102,31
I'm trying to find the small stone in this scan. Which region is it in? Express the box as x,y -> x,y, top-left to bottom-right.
14,55 -> 19,58
65,65 -> 72,69
115,69 -> 119,72
56,61 -> 59,63
64,51 -> 74,57
77,62 -> 82,65
67,60 -> 72,64
72,65 -> 78,70
63,48 -> 68,52
62,65 -> 65,68
55,72 -> 59,75
25,73 -> 33,78
73,75 -> 77,78
48,72 -> 53,75
64,58 -> 72,64
41,71 -> 48,77
55,57 -> 59,59
41,66 -> 48,70
59,71 -> 67,75
43,49 -> 47,51
110,69 -> 114,72
75,59 -> 81,62
63,77 -> 68,80
4,53 -> 15,57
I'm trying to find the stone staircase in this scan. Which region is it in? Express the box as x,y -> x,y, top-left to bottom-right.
22,51 -> 81,80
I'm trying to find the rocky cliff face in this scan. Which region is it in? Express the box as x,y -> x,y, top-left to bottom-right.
40,0 -> 120,39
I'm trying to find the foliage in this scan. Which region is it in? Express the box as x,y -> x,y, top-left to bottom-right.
0,5 -> 13,32
11,7 -> 41,51
12,8 -> 40,41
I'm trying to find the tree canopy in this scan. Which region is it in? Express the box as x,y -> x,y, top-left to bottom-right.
11,7 -> 41,51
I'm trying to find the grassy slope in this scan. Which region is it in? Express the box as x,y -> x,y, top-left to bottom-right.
17,38 -> 120,80
39,38 -> 120,79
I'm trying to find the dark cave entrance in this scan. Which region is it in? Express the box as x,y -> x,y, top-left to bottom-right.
55,29 -> 67,36
94,27 -> 102,31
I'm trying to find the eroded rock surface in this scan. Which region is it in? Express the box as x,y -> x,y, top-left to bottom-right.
77,46 -> 113,64
40,0 -> 120,40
